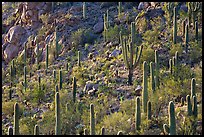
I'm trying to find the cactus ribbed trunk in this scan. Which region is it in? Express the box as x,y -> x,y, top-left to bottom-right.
185,24 -> 189,53
103,14 -> 106,42
173,7 -> 177,44
101,127 -> 105,135
83,2 -> 86,19
135,97 -> 141,131
192,95 -> 198,118
191,78 -> 196,99
142,61 -> 148,113
150,62 -> 155,92
128,69 -> 133,86
186,95 -> 192,116
118,2 -> 121,17
84,128 -> 88,135
8,126 -> 13,135
147,101 -> 151,120
46,44 -> 49,70
155,50 -> 159,89
73,77 -> 76,103
169,59 -> 173,74
169,101 -> 176,135
55,27 -> 59,59
78,51 -> 81,67
34,125 -> 39,135
90,103 -> 95,135
24,66 -> 27,92
55,92 -> 60,135
195,21 -> 198,42
14,103 -> 19,135
36,44 -> 40,70
59,70 -> 62,90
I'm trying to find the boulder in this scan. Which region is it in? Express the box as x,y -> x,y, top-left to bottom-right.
5,25 -> 26,45
4,43 -> 20,63
93,21 -> 104,34
138,2 -> 150,10
109,49 -> 121,57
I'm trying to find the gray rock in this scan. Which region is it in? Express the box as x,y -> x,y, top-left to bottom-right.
180,4 -> 188,13
109,49 -> 121,57
135,85 -> 142,93
83,81 -> 99,93
93,21 -> 104,34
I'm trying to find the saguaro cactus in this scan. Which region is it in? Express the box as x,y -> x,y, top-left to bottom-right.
46,44 -> 49,70
59,70 -> 62,90
182,19 -> 186,37
163,101 -> 176,135
188,2 -> 201,28
90,103 -> 95,135
73,77 -> 77,103
8,126 -> 13,135
135,97 -> 141,131
14,103 -> 19,135
101,127 -> 105,135
147,101 -> 151,120
195,21 -> 198,42
192,95 -> 198,118
186,95 -> 192,116
142,61 -> 148,113
38,76 -> 41,91
24,42 -> 27,66
78,51 -> 81,67
173,7 -> 177,44
84,128 -> 88,135
150,62 -> 155,92
121,29 -> 143,85
55,92 -> 61,135
24,66 -> 27,92
66,62 -> 69,71
34,125 -> 39,135
103,14 -> 107,42
36,43 -> 40,70
155,50 -> 159,89
118,2 -> 122,17
191,78 -> 196,99
12,59 -> 16,77
10,65 -> 13,87
180,97 -> 184,106
83,2 -> 86,19
54,26 -> 59,59
185,24 -> 189,53
169,59 -> 173,74
117,131 -> 123,135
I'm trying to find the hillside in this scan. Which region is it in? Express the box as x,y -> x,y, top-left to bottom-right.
2,2 -> 202,135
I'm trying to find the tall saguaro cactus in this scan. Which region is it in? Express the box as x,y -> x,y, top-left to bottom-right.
34,125 -> 39,135
192,95 -> 198,118
147,101 -> 151,120
14,103 -> 19,135
169,59 -> 173,74
8,126 -> 13,135
24,42 -> 27,66
120,28 -> 143,85
54,26 -> 59,59
90,103 -> 95,135
185,24 -> 189,53
46,44 -> 49,70
78,51 -> 81,67
142,61 -> 148,113
135,97 -> 141,131
118,2 -> 122,17
173,7 -> 177,44
191,78 -> 196,99
83,2 -> 86,19
155,50 -> 159,88
55,92 -> 61,135
73,77 -> 77,103
186,95 -> 192,116
101,127 -> 105,135
150,62 -> 155,92
103,14 -> 107,42
24,66 -> 27,92
195,21 -> 198,42
188,2 -> 201,28
163,101 -> 176,135
59,70 -> 62,90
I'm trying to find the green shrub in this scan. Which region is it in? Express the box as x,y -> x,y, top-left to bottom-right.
169,43 -> 183,57
140,47 -> 155,64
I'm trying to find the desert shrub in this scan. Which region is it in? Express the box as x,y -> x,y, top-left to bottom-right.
189,42 -> 202,64
97,111 -> 131,135
105,24 -> 120,42
140,46 -> 155,65
70,28 -> 97,49
39,13 -> 49,25
169,43 -> 183,57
